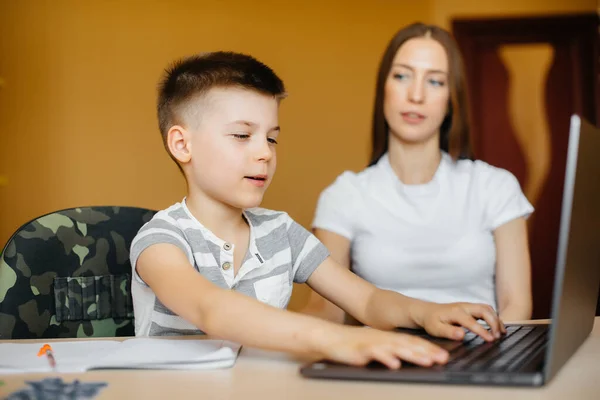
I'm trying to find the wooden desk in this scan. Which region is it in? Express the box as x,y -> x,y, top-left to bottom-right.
1,318 -> 599,399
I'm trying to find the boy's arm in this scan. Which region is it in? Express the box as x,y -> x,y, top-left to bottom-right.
136,243 -> 448,368
137,243 -> 328,354
307,257 -> 505,341
299,229 -> 350,323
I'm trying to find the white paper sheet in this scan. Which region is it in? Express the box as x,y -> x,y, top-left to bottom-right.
0,339 -> 241,374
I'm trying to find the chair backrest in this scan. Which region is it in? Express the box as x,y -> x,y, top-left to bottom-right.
0,206 -> 155,339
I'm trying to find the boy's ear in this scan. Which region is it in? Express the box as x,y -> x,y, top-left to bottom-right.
167,125 -> 192,163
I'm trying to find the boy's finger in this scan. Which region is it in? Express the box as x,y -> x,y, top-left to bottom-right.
370,347 -> 401,369
407,336 -> 449,363
394,346 -> 435,367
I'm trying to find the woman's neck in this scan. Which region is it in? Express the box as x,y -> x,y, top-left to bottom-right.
387,134 -> 442,185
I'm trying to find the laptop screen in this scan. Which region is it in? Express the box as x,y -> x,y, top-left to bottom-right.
544,115 -> 600,382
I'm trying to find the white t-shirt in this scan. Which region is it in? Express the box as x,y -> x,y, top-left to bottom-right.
312,152 -> 534,310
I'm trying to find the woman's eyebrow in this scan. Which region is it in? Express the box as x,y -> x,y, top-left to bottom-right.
392,63 -> 448,75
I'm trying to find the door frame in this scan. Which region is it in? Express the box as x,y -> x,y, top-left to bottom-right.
453,13 -> 599,153
452,13 -> 599,318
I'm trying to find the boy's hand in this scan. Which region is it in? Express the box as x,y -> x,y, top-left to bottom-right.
318,326 -> 449,369
415,302 -> 506,342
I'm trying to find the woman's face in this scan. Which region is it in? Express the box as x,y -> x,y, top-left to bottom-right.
383,37 -> 450,145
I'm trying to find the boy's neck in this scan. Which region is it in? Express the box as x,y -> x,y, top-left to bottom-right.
184,191 -> 248,242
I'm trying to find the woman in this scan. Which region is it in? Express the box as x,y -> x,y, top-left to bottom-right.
307,23 -> 533,323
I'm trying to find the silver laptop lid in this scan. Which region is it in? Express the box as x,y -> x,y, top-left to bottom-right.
544,114 -> 600,382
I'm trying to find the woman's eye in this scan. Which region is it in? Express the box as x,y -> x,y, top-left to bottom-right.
393,73 -> 409,81
429,79 -> 445,87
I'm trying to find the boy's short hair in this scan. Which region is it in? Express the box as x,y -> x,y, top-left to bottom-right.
157,51 -> 286,166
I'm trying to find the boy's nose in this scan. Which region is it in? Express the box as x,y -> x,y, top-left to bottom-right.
256,140 -> 273,162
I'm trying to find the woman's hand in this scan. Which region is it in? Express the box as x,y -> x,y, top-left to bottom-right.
413,302 -> 506,342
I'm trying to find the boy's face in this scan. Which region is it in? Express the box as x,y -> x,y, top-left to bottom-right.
177,87 -> 280,210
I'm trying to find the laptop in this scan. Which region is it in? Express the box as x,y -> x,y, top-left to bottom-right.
300,114 -> 600,387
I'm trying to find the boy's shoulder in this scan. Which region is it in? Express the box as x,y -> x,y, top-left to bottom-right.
140,201 -> 190,231
244,207 -> 290,221
140,204 -> 299,236
244,207 -> 291,226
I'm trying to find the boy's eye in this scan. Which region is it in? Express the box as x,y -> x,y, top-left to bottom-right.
267,138 -> 278,145
232,133 -> 250,140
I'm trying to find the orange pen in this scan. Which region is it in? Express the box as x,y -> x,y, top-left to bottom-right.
37,344 -> 57,371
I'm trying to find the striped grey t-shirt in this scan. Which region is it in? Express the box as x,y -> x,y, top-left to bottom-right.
130,199 -> 329,337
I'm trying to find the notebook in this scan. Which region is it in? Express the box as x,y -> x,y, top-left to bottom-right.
0,338 -> 241,374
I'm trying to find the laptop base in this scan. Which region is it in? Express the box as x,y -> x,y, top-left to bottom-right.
300,324 -> 548,387
300,363 -> 544,387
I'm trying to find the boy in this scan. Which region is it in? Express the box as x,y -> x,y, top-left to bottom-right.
130,51 -> 504,369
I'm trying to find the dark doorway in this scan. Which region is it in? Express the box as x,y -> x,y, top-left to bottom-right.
452,13 -> 599,318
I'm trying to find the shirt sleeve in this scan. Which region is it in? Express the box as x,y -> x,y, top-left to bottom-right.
129,217 -> 194,286
478,162 -> 535,231
312,171 -> 360,240
285,215 -> 330,283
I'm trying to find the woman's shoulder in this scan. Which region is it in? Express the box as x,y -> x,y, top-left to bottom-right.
313,164 -> 380,235
321,163 -> 381,196
450,157 -> 519,185
446,157 -> 527,209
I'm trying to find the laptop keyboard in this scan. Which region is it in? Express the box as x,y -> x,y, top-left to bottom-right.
438,325 -> 549,372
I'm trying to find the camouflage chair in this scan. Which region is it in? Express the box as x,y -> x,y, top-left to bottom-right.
0,206 -> 155,339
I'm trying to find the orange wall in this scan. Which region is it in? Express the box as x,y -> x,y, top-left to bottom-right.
0,0 -> 430,247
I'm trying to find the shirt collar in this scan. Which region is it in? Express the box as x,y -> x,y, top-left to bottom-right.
377,151 -> 449,196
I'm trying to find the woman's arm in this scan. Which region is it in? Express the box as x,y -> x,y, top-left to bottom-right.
299,229 -> 351,323
307,256 -> 503,341
305,229 -> 503,341
494,217 -> 533,321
